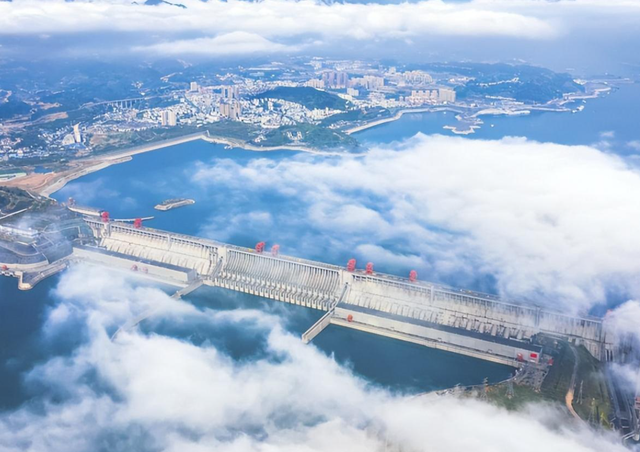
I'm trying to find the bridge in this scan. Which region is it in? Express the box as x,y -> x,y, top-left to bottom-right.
76,217 -> 615,367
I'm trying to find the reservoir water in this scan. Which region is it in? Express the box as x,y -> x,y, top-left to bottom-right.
4,83 -> 639,411
355,82 -> 640,151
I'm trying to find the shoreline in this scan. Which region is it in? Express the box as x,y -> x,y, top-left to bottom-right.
2,86 -> 610,198
345,107 -> 461,135
3,131 -> 338,198
344,93 -> 602,137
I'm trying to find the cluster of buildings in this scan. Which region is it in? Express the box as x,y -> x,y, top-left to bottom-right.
301,67 -> 450,104
406,88 -> 457,106
1,58 -> 467,162
0,137 -> 24,161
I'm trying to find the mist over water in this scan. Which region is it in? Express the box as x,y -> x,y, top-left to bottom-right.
0,272 -> 512,414
6,84 -> 624,410
0,276 -> 61,410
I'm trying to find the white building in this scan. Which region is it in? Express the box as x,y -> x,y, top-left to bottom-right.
161,110 -> 177,126
438,88 -> 456,103
305,79 -> 325,89
403,70 -> 433,85
73,124 -> 82,143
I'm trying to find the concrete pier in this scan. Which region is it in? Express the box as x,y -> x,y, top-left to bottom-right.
302,310 -> 334,344
172,278 -> 204,299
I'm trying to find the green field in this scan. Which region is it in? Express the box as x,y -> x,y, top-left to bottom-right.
0,187 -> 53,214
479,338 -> 610,426
572,345 -> 611,423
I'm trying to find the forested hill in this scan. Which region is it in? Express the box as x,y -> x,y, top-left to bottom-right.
417,63 -> 584,103
252,87 -> 349,110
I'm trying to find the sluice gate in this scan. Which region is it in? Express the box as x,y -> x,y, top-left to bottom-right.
213,249 -> 342,310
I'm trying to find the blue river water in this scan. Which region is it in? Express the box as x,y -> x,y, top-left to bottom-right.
3,83 -> 639,412
356,82 -> 640,152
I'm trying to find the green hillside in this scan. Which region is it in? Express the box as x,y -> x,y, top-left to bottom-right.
253,87 -> 349,110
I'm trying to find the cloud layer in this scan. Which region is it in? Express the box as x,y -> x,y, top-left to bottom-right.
0,0 -> 557,41
0,266 -> 629,452
2,0 -> 640,62
192,134 -> 640,312
134,31 -> 300,56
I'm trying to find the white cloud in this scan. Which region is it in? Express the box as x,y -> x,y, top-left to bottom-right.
0,0 -> 559,41
355,243 -> 425,270
0,266 -> 630,452
57,177 -> 119,205
198,209 -> 274,242
606,301 -> 640,396
193,134 -> 640,312
627,141 -> 640,152
134,32 -> 300,56
606,300 -> 640,341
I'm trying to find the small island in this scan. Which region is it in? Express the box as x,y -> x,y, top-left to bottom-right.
154,198 -> 195,211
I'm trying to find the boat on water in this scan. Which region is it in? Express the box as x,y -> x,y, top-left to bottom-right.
154,198 -> 196,211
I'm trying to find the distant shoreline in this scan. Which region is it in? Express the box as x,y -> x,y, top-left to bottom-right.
345,107 -> 462,135
345,103 -> 577,136
5,131 -> 338,198
2,91 -> 604,197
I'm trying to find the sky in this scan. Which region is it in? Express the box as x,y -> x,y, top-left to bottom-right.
0,0 -> 639,73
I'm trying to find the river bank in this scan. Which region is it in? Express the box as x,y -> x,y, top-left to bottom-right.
0,84 -> 624,198
345,88 -> 615,138
1,132 -> 335,198
345,107 -> 462,135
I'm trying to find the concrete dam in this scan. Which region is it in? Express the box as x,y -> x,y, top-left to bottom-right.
76,217 -> 614,367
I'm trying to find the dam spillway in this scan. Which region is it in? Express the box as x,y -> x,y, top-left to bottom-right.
77,217 -> 615,366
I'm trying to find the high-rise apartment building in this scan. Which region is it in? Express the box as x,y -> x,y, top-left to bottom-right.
438,88 -> 456,103
219,101 -> 241,120
403,70 -> 433,85
221,85 -> 239,100
305,79 -> 325,89
161,110 -> 177,126
321,71 -> 349,88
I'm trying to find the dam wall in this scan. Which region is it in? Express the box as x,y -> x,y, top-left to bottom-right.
73,245 -> 194,285
87,220 -> 218,275
85,218 -> 343,310
345,274 -> 607,359
213,248 -> 342,310
332,305 -> 542,367
83,219 -> 614,361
